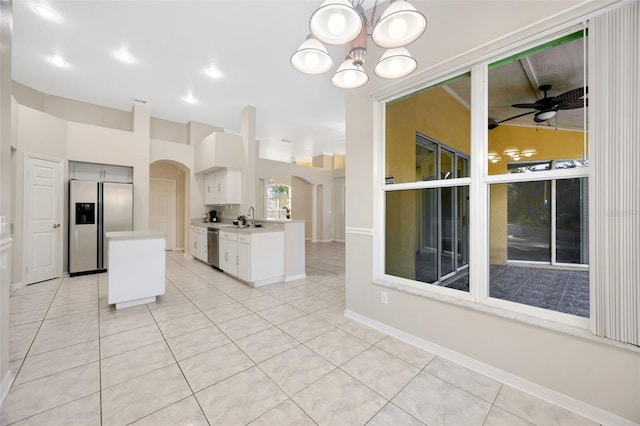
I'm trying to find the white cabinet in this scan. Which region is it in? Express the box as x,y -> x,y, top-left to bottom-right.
69,161 -> 133,183
204,173 -> 216,205
235,231 -> 284,286
204,168 -> 242,205
237,234 -> 251,282
190,226 -> 208,262
219,230 -> 238,276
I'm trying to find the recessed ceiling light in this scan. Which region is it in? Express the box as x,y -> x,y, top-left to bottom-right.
204,64 -> 223,79
114,48 -> 135,64
182,93 -> 199,104
47,54 -> 70,68
33,4 -> 59,21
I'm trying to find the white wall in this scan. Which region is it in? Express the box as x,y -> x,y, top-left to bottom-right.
345,1 -> 640,424
12,101 -> 151,281
0,0 -> 13,405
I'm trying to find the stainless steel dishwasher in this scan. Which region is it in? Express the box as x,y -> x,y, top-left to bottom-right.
207,227 -> 219,269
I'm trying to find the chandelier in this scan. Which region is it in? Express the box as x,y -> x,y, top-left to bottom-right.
291,0 -> 427,89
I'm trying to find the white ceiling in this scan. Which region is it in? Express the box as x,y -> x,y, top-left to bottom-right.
12,0 -> 363,162
12,1 -> 593,162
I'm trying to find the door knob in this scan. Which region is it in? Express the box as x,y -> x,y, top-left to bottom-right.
53,224 -> 60,228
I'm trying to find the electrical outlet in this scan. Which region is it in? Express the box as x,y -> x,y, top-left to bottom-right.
380,291 -> 388,304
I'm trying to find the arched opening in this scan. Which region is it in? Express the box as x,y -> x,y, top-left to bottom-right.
149,160 -> 190,252
260,176 -> 320,241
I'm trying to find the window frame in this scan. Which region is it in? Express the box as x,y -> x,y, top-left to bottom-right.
373,24 -> 590,330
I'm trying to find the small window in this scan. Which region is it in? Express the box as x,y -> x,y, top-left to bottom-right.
266,184 -> 291,220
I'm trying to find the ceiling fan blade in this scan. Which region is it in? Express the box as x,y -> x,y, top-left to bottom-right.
557,97 -> 586,110
497,110 -> 537,123
554,86 -> 588,105
511,102 -> 539,109
488,110 -> 537,129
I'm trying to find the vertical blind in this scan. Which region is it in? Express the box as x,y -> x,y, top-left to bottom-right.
590,0 -> 640,346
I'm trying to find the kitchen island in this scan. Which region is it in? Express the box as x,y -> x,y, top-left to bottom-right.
106,230 -> 166,309
218,226 -> 285,287
256,219 -> 306,282
190,219 -> 306,286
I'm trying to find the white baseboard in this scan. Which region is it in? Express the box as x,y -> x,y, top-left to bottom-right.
10,281 -> 23,292
0,370 -> 13,409
344,309 -> 638,426
284,273 -> 306,282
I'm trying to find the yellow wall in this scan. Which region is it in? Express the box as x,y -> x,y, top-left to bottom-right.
386,86 -> 587,271
488,125 -> 586,264
385,86 -> 471,279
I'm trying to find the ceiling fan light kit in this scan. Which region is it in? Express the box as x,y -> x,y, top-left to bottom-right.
534,109 -> 557,122
294,0 -> 427,89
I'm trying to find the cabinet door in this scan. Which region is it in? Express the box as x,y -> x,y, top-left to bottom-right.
225,168 -> 242,204
204,173 -> 216,205
102,165 -> 133,183
250,232 -> 284,282
220,238 -> 238,276
219,238 -> 229,270
190,229 -> 200,260
237,239 -> 251,282
197,232 -> 208,262
212,169 -> 226,205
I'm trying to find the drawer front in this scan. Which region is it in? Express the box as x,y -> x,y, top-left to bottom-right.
191,226 -> 206,234
237,234 -> 251,244
220,231 -> 238,241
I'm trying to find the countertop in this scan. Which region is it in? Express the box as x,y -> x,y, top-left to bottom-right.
106,230 -> 166,240
190,220 -> 283,234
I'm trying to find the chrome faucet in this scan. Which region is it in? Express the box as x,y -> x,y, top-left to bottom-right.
247,206 -> 255,227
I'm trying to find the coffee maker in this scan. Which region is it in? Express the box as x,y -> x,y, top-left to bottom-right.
208,209 -> 218,222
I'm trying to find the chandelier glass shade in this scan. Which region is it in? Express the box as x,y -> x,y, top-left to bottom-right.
374,47 -> 417,78
293,0 -> 427,89
331,58 -> 369,89
371,0 -> 427,48
309,0 -> 364,45
291,38 -> 334,74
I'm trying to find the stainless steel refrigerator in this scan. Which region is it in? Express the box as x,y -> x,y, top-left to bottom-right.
69,179 -> 133,275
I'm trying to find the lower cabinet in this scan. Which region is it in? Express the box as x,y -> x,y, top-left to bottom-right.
190,226 -> 208,263
219,230 -> 238,276
221,230 -> 284,286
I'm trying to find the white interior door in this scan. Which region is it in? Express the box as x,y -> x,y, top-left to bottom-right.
149,178 -> 176,250
25,156 -> 62,284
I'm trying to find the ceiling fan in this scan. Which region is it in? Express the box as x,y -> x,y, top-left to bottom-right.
488,84 -> 588,130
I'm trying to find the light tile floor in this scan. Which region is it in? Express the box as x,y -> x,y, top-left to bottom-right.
2,241 -> 598,425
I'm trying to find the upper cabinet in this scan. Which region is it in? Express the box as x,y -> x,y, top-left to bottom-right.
194,131 -> 244,174
205,168 -> 242,205
69,161 -> 133,183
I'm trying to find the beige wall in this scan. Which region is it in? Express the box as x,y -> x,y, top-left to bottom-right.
12,81 -> 132,132
345,1 -> 640,424
291,176 -> 312,239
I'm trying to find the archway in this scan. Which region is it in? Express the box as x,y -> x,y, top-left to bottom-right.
149,160 -> 190,252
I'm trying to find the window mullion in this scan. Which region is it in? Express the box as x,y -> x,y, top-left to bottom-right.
469,63 -> 489,301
